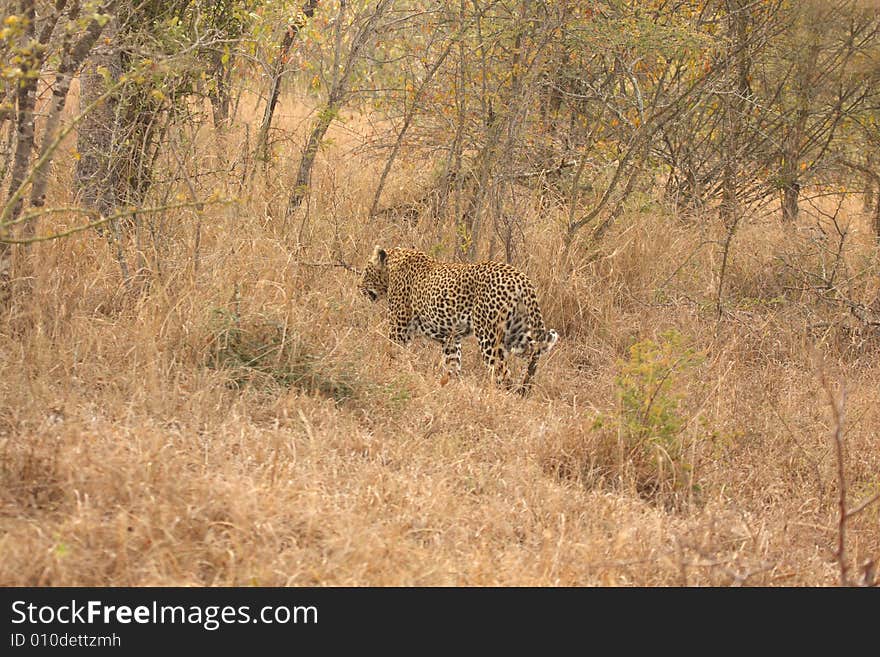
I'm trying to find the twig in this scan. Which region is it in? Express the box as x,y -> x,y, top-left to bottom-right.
716,213 -> 741,324
845,490 -> 880,521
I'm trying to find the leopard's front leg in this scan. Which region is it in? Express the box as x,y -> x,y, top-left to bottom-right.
388,309 -> 416,346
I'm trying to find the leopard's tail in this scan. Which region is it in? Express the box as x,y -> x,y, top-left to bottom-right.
503,302 -> 533,356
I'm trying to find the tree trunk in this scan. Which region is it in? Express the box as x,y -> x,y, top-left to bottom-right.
779,15 -> 820,224
864,151 -> 877,213
0,108 -> 13,185
445,8 -> 466,248
3,139 -> 34,222
874,193 -> 880,242
780,111 -> 806,224
208,51 -> 232,131
5,0 -> 38,227
781,177 -> 800,223
721,0 -> 750,226
286,101 -> 338,216
254,0 -> 319,163
1,0 -> 37,300
74,36 -> 121,223
369,38 -> 455,217
28,9 -> 113,216
285,0 -> 389,217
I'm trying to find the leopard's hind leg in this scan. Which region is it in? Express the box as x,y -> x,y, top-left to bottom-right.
439,319 -> 469,386
475,320 -> 511,388
439,334 -> 462,386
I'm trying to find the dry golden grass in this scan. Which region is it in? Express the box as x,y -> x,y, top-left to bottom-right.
1,91 -> 878,586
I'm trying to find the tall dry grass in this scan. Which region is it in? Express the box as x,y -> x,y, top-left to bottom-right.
0,90 -> 878,586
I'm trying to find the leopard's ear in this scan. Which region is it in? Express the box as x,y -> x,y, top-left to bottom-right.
370,245 -> 387,266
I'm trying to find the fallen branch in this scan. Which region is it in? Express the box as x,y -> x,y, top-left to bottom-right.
296,259 -> 359,275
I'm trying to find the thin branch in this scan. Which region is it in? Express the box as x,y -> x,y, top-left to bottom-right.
818,368 -> 849,587
845,490 -> 880,521
0,199 -> 230,244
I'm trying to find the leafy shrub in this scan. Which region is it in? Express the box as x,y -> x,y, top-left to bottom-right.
614,329 -> 703,501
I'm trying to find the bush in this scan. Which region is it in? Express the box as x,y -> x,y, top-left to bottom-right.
613,329 -> 703,502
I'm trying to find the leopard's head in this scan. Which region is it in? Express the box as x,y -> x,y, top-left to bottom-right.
358,245 -> 389,302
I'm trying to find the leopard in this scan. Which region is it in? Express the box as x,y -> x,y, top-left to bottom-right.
358,245 -> 558,395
